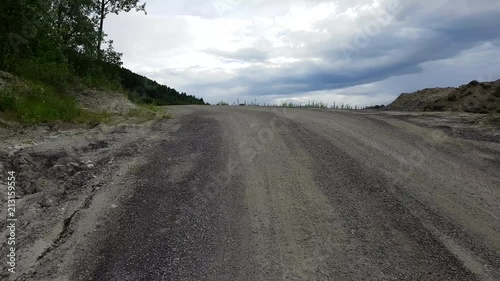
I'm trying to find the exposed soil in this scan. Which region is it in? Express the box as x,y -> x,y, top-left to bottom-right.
0,115 -> 173,280
388,79 -> 500,114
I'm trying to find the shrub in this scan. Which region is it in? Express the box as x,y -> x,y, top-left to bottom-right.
13,59 -> 71,92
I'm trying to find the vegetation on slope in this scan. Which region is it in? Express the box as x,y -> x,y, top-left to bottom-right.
119,68 -> 206,105
0,0 -> 204,124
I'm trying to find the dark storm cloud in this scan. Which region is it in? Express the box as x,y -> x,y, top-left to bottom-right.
193,1 -> 500,97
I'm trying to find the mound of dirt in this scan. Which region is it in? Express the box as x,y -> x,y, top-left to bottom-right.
388,80 -> 500,113
74,89 -> 137,115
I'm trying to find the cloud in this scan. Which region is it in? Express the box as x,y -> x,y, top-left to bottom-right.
105,0 -> 500,105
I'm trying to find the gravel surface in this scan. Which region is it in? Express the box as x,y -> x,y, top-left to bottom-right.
59,106 -> 500,280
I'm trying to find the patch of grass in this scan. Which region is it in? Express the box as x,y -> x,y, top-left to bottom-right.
0,80 -> 107,124
126,104 -> 171,121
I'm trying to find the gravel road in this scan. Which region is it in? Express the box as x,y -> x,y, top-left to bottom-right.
78,106 -> 500,281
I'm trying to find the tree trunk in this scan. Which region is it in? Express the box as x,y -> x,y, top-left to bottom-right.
57,1 -> 63,30
97,0 -> 105,61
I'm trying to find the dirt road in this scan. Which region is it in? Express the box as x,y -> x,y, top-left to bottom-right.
76,106 -> 500,280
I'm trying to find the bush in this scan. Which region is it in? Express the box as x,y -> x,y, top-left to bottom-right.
13,59 -> 71,91
81,74 -> 122,91
447,93 -> 458,101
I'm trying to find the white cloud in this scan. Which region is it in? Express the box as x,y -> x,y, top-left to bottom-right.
105,0 -> 500,105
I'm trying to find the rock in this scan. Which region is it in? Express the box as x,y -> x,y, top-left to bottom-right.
85,160 -> 94,169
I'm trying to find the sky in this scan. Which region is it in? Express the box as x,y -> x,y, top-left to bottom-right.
105,0 -> 500,106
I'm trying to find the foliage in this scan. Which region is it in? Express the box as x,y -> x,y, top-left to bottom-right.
120,68 -> 206,105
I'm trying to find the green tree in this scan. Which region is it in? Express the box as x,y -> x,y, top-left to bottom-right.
50,0 -> 99,59
95,0 -> 146,61
0,0 -> 48,69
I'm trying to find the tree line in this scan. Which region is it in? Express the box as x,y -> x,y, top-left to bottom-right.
120,68 -> 206,105
0,0 -> 205,105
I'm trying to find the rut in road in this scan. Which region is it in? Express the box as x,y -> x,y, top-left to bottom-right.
76,106 -> 498,281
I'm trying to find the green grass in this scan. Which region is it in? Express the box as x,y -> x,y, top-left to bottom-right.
0,80 -> 108,124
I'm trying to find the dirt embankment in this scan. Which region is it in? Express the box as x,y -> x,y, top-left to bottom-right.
73,89 -> 137,115
0,118 -> 172,280
388,79 -> 500,113
0,70 -> 171,280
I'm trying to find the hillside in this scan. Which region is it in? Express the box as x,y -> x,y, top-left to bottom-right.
388,80 -> 500,113
119,68 -> 206,105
